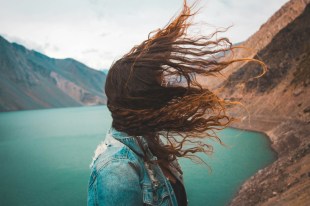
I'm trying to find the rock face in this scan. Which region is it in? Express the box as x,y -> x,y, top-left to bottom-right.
216,1 -> 310,205
0,36 -> 107,111
200,0 -> 310,90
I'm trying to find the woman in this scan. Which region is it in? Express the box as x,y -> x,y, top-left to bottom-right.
87,1 -> 266,205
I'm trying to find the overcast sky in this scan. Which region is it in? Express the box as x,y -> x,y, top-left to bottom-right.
0,0 -> 289,70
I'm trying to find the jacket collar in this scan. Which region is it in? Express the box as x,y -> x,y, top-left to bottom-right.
109,127 -> 185,185
109,127 -> 150,158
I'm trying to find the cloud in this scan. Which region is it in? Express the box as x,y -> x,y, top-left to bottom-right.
0,33 -> 47,54
82,49 -> 99,54
100,32 -> 109,37
0,0 -> 290,70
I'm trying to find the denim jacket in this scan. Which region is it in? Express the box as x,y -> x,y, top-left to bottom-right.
87,127 -> 187,206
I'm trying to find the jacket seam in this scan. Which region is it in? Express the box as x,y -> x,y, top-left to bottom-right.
90,149 -> 141,185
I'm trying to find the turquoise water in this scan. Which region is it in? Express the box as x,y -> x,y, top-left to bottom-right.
0,106 -> 276,206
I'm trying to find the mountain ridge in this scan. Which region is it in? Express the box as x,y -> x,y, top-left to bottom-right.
0,35 -> 107,112
198,0 -> 310,90
220,1 -> 310,205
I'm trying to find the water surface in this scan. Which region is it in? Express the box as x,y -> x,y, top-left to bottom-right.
0,106 -> 276,206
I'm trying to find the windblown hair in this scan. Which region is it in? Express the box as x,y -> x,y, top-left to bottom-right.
105,0 -> 266,166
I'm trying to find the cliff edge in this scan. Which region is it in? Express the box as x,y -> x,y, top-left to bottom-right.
219,1 -> 310,205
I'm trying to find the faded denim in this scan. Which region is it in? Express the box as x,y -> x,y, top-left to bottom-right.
87,127 -> 186,206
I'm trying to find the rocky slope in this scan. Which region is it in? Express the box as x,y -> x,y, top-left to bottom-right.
0,36 -> 107,111
216,1 -> 310,205
200,0 -> 310,90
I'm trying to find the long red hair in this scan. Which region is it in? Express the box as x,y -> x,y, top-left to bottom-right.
105,0 -> 266,166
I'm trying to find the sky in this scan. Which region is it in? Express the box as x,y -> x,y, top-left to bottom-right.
0,0 -> 289,70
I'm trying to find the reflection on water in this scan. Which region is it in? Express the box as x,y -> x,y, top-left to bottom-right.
0,106 -> 276,206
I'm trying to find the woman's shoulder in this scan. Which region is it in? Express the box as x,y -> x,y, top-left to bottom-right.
88,133 -> 143,193
89,132 -> 142,177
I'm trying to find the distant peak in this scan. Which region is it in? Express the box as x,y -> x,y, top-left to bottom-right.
0,35 -> 11,45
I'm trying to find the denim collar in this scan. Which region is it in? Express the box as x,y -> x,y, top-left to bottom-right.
109,127 -> 185,185
109,127 -> 152,158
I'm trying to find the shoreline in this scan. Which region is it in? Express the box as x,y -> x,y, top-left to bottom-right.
0,104 -> 106,114
227,123 -> 280,204
228,118 -> 310,205
228,124 -> 279,159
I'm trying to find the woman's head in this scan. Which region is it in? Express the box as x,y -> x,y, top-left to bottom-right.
105,0 -> 266,163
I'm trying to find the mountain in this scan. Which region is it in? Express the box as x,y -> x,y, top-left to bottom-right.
100,69 -> 109,75
0,36 -> 107,112
199,0 -> 310,90
213,0 -> 310,205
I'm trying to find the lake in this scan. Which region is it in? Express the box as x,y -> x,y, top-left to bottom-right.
0,106 -> 276,206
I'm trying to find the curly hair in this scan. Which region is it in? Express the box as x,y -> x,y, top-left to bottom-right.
105,0 -> 266,167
